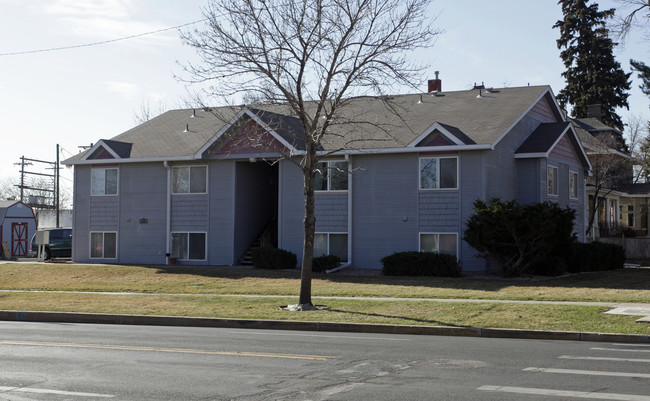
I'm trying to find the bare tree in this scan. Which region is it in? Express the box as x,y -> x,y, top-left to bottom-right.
180,0 -> 439,309
610,0 -> 649,41
0,176 -> 19,201
585,136 -> 633,236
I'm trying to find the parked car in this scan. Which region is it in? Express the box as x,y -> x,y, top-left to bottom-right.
30,228 -> 72,260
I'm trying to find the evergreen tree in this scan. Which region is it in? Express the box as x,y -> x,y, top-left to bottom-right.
631,59 -> 650,97
554,0 -> 631,150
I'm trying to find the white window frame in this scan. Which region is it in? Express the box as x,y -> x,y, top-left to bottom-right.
419,232 -> 458,256
547,165 -> 558,196
315,161 -> 348,192
171,231 -> 207,261
569,170 -> 579,199
89,231 -> 117,259
172,165 -> 208,195
314,232 -> 348,261
419,156 -> 459,190
91,167 -> 119,196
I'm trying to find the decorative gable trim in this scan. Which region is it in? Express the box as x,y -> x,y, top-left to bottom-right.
194,108 -> 299,158
81,140 -> 121,161
515,124 -> 592,171
408,122 -> 466,147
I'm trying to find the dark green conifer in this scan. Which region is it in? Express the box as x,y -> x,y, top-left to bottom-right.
554,0 -> 631,151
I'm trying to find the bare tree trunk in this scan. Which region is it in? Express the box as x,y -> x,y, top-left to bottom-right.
299,145 -> 317,306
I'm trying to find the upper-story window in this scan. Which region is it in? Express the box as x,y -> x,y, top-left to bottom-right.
91,167 -> 118,196
420,156 -> 458,190
547,165 -> 558,196
569,171 -> 579,199
172,166 -> 207,194
315,161 -> 348,191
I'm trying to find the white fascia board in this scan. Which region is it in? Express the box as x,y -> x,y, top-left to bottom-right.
566,125 -> 593,171
491,86 -> 552,148
514,153 -> 548,159
62,155 -> 194,166
407,122 -> 465,147
320,144 -> 492,156
79,140 -> 121,161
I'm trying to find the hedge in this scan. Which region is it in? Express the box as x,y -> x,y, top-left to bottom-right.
381,251 -> 460,277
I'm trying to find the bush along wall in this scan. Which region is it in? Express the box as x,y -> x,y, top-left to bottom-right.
312,254 -> 341,272
567,242 -> 625,273
464,198 -> 577,277
381,251 -> 461,277
251,246 -> 297,270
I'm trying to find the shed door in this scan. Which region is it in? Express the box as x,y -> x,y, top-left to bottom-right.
11,223 -> 28,257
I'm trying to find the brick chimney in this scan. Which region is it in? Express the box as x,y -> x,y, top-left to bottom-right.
586,104 -> 602,121
428,71 -> 442,93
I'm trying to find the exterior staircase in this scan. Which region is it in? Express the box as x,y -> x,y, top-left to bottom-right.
238,219 -> 277,266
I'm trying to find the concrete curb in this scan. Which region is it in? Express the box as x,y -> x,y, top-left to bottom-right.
1,310 -> 648,344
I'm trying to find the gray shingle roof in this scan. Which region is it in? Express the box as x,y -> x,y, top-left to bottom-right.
64,85 -> 551,163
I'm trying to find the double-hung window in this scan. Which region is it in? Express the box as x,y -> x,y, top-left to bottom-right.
420,157 -> 458,189
420,233 -> 457,256
91,167 -> 118,196
172,166 -> 207,194
90,232 -> 117,259
547,165 -> 558,196
171,232 -> 206,260
569,171 -> 579,199
315,161 -> 348,191
314,233 -> 348,261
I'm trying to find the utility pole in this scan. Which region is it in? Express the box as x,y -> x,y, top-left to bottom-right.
56,144 -> 60,227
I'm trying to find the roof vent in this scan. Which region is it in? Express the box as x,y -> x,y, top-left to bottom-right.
183,124 -> 190,133
417,94 -> 424,104
191,109 -> 197,118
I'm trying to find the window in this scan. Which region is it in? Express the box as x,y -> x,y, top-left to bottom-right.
91,168 -> 118,195
569,171 -> 579,199
420,157 -> 458,189
420,233 -> 457,256
315,161 -> 348,191
90,232 -> 117,259
547,166 -> 558,196
171,232 -> 206,260
314,233 -> 348,261
172,166 -> 207,194
620,204 -> 635,228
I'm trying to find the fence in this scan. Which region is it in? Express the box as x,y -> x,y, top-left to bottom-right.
596,237 -> 650,264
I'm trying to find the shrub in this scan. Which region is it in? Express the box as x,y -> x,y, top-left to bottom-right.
464,198 -> 577,277
251,246 -> 297,270
312,254 -> 341,272
567,242 -> 625,273
381,251 -> 460,277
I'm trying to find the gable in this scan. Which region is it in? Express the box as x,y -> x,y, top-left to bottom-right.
206,117 -> 291,156
88,146 -> 115,160
416,130 -> 455,147
549,134 -> 580,164
528,94 -> 558,123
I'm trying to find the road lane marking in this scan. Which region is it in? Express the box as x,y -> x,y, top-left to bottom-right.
478,385 -> 650,400
0,385 -> 114,398
592,347 -> 650,353
612,343 -> 650,347
524,367 -> 650,379
560,355 -> 650,363
0,340 -> 335,361
226,330 -> 411,341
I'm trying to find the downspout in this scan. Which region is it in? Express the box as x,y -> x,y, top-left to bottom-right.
164,161 -> 171,261
326,153 -> 353,273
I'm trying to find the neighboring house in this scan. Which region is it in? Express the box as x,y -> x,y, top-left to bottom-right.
571,108 -> 650,239
0,200 -> 37,258
62,84 -> 591,272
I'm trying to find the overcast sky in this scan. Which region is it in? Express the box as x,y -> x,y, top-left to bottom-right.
0,0 -> 647,198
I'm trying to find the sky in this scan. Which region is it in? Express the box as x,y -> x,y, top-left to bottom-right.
0,0 -> 648,199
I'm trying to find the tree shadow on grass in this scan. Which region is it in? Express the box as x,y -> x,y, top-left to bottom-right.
150,265 -> 650,292
325,308 -> 469,328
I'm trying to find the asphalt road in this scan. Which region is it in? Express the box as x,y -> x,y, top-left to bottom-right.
0,321 -> 649,400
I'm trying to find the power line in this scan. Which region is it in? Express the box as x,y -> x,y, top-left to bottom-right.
0,19 -> 206,57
